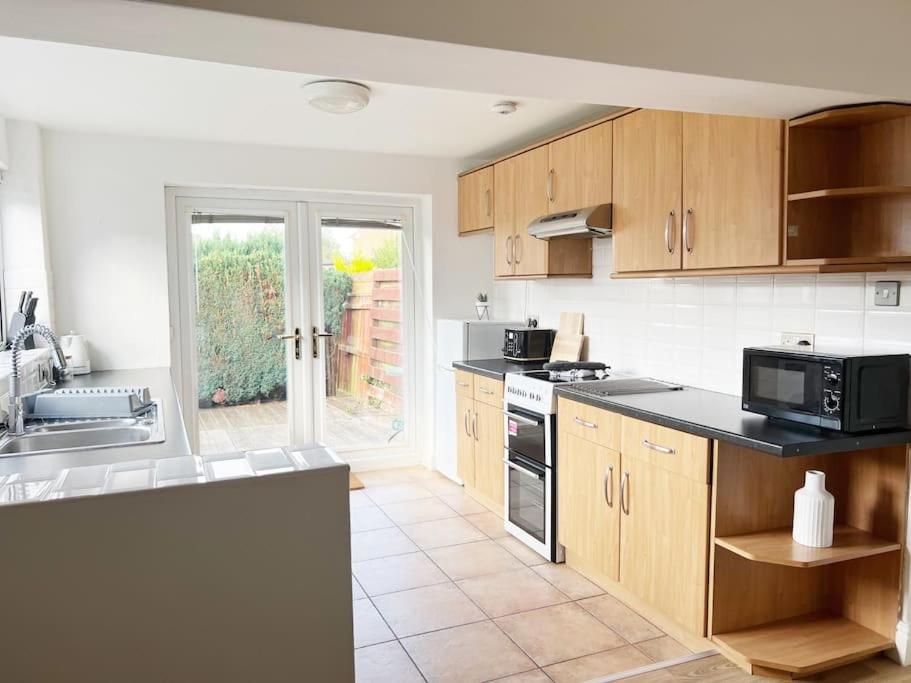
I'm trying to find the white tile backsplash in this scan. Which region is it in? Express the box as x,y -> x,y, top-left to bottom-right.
490,245 -> 911,397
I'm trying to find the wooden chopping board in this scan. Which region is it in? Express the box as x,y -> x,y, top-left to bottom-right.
550,332 -> 584,362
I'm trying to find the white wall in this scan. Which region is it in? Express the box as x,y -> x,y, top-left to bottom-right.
0,116 -> 8,170
492,240 -> 911,396
41,128 -> 494,463
0,120 -> 55,327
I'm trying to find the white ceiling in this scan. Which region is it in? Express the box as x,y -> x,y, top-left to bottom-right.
0,37 -> 611,160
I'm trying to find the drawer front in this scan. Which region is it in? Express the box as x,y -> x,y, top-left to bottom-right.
454,370 -> 475,398
473,375 -> 504,408
557,397 -> 621,451
620,416 -> 710,483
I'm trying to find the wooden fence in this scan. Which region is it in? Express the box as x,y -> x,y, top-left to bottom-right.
334,269 -> 403,411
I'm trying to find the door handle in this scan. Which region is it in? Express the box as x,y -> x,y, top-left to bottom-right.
312,326 -> 333,359
472,411 -> 479,441
479,387 -> 494,395
503,458 -> 544,481
642,439 -> 676,455
574,416 -> 597,429
683,208 -> 694,253
485,188 -> 492,217
277,327 -> 302,360
620,470 -> 630,515
506,235 -> 513,265
514,235 -> 522,264
547,169 -> 555,203
604,465 -> 614,508
665,210 -> 676,254
464,409 -> 471,437
503,410 -> 541,426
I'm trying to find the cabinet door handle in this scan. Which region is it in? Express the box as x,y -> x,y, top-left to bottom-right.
514,235 -> 522,264
642,439 -> 675,455
456,380 -> 470,388
574,416 -> 597,429
464,409 -> 471,437
665,210 -> 676,254
604,465 -> 614,508
683,208 -> 694,253
620,470 -> 630,515
472,412 -> 479,441
479,387 -> 494,396
506,235 -> 513,265
485,188 -> 492,217
547,169 -> 555,202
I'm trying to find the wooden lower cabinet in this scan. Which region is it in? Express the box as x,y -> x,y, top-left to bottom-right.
557,433 -> 620,580
456,382 -> 505,514
456,393 -> 476,488
619,453 -> 710,635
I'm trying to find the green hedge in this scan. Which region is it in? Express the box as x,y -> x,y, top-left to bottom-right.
195,231 -> 354,406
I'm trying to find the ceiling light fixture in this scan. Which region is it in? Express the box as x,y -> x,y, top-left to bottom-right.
302,80 -> 371,115
491,101 -> 518,116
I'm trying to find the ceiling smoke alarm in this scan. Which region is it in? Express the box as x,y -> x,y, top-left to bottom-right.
491,101 -> 518,116
302,80 -> 371,115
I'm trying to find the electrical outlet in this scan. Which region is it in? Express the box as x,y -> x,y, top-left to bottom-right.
874,281 -> 900,306
779,332 -> 815,349
526,315 -> 539,328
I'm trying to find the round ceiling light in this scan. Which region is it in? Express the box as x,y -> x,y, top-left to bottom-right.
302,80 -> 371,115
491,101 -> 518,116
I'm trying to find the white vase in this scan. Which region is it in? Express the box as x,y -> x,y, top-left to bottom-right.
792,470 -> 835,548
475,302 -> 489,320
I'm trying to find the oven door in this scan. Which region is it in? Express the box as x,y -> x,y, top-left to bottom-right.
743,351 -> 823,423
504,404 -> 549,467
503,453 -> 562,562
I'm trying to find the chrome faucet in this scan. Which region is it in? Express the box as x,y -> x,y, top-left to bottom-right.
7,324 -> 67,436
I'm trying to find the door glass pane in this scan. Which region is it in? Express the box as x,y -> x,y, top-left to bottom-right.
192,214 -> 290,454
508,463 -> 545,542
318,218 -> 407,450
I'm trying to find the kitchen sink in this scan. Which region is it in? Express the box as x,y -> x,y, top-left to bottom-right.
0,403 -> 165,457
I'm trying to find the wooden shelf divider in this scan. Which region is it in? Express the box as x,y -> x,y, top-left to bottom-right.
788,185 -> 911,201
715,524 -> 900,568
713,612 -> 893,678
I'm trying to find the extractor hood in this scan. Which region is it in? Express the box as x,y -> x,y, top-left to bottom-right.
526,204 -> 612,240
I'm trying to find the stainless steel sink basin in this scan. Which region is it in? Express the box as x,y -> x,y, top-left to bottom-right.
0,403 -> 165,457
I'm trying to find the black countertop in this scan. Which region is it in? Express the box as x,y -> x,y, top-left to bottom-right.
555,384 -> 911,458
453,358 -> 546,379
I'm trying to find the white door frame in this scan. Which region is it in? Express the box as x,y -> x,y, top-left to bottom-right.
165,187 -> 426,465
307,202 -> 418,464
166,194 -> 311,453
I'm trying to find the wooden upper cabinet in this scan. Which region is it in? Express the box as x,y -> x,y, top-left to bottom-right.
612,109 -> 683,273
513,146 -> 551,277
681,113 -> 783,269
458,166 -> 494,234
493,158 -> 517,277
548,121 -> 613,213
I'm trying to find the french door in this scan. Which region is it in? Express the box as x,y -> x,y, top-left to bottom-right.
171,194 -> 415,461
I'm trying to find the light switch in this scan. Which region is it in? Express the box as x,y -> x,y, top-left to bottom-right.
874,281 -> 900,306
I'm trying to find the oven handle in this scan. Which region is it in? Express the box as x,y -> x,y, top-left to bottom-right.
503,410 -> 542,426
503,458 -> 544,481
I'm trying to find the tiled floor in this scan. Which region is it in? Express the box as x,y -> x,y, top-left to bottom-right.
351,466 -> 694,683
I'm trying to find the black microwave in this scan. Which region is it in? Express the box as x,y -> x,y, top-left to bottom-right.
503,328 -> 555,361
742,347 -> 910,432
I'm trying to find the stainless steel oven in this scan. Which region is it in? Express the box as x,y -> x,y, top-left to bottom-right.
503,404 -> 562,562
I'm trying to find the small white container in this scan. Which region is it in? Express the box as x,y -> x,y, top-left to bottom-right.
793,470 -> 835,548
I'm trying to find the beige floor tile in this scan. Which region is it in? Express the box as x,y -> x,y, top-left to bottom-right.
373,582 -> 486,637
353,551 -> 449,596
380,497 -> 458,525
401,621 -> 536,683
355,641 -> 424,683
456,567 -> 570,618
495,536 -> 550,566
365,482 -> 435,505
400,516 -> 487,549
543,644 -> 652,683
351,527 -> 419,562
353,575 -> 366,600
464,510 -> 509,539
397,466 -> 438,481
419,476 -> 465,497
357,468 -> 417,486
489,671 -> 552,683
531,563 -> 604,600
578,594 -> 663,643
351,506 -> 396,533
353,598 -> 395,649
426,539 -> 524,580
350,490 -> 376,509
495,602 -> 626,667
634,635 -> 691,662
437,492 -> 488,515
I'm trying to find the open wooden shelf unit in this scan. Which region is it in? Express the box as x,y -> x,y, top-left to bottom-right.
709,443 -> 908,679
785,102 -> 911,266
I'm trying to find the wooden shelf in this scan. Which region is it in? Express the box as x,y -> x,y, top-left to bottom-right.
788,185 -> 911,201
790,103 -> 911,129
715,525 -> 900,568
785,256 -> 911,267
713,612 -> 893,678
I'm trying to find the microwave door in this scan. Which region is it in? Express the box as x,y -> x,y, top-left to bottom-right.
747,355 -> 823,419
